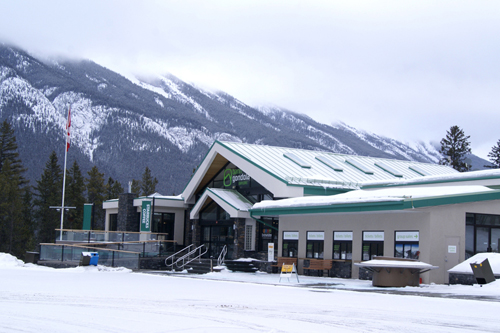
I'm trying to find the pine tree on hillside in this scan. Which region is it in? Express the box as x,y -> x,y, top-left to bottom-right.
0,120 -> 27,184
66,161 -> 86,230
486,140 -> 500,169
18,186 -> 36,255
141,167 -> 158,196
86,166 -> 105,230
34,151 -> 62,244
439,125 -> 472,172
131,179 -> 141,195
0,160 -> 23,255
105,177 -> 124,200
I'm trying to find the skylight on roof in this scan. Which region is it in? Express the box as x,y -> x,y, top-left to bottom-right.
315,155 -> 344,172
284,153 -> 311,168
375,162 -> 403,177
409,166 -> 429,176
345,159 -> 374,175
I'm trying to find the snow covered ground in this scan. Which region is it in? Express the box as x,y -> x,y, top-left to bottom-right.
2,253 -> 500,332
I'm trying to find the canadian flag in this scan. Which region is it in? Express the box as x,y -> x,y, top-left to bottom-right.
66,107 -> 71,152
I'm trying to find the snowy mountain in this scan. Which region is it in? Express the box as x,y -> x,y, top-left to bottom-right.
0,44 -> 488,195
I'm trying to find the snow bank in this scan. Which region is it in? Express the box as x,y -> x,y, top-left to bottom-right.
0,253 -> 26,267
448,253 -> 500,274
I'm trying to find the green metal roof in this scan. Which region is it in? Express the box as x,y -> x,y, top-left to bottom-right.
218,141 -> 457,190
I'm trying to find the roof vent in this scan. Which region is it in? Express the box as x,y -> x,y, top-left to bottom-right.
409,166 -> 429,176
284,153 -> 311,168
345,159 -> 374,175
375,162 -> 403,177
315,155 -> 344,172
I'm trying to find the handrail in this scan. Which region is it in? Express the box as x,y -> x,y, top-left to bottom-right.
165,244 -> 195,268
173,244 -> 207,270
217,245 -> 227,267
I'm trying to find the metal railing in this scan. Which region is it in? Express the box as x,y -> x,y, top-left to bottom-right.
217,245 -> 227,267
165,244 -> 195,268
39,243 -> 141,270
81,240 -> 177,258
55,229 -> 169,243
165,244 -> 207,270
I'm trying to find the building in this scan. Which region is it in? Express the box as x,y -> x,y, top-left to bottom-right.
103,141 -> 500,283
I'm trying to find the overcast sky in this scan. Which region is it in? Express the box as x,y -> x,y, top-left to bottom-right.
1,0 -> 499,159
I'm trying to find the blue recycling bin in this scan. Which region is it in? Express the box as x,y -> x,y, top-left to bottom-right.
89,252 -> 99,266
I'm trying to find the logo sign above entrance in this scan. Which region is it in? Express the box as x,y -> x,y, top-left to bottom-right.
223,168 -> 251,188
363,231 -> 384,241
141,201 -> 152,232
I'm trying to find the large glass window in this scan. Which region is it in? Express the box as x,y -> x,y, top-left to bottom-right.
394,231 -> 419,259
333,231 -> 352,260
258,218 -> 278,252
282,231 -> 299,258
306,231 -> 324,259
362,231 -> 384,261
466,213 -> 500,258
152,213 -> 175,240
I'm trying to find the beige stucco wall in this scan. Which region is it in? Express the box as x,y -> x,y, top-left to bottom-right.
141,206 -> 186,246
278,199 -> 500,284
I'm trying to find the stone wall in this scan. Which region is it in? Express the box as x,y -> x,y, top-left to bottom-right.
117,193 -> 138,232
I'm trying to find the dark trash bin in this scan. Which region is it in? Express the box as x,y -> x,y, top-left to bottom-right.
470,258 -> 495,285
25,251 -> 39,264
80,252 -> 99,266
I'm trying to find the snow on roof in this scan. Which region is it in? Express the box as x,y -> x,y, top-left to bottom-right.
355,259 -> 438,270
218,141 -> 456,189
207,188 -> 253,211
362,168 -> 500,188
448,253 -> 500,274
252,185 -> 496,210
141,193 -> 184,200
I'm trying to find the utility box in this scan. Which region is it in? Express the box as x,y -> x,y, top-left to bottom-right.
470,258 -> 495,285
80,252 -> 99,266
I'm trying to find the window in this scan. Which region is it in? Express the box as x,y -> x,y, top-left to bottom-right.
109,214 -> 118,231
152,213 -> 175,240
282,231 -> 299,258
306,231 -> 324,259
362,231 -> 384,260
333,231 -> 353,260
466,213 -> 500,258
245,225 -> 253,251
394,231 -> 419,259
257,218 -> 278,252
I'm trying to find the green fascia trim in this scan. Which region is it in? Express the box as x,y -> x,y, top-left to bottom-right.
217,141 -> 290,185
250,191 -> 500,216
361,174 -> 500,190
303,187 -> 351,196
250,216 -> 279,231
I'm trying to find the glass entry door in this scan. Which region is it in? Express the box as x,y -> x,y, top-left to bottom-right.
202,224 -> 235,259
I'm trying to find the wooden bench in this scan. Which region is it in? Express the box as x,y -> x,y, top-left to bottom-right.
271,257 -> 298,271
302,259 -> 333,276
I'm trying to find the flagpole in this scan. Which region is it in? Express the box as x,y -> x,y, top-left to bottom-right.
59,106 -> 71,241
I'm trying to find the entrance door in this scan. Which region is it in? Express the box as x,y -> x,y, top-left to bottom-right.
444,237 -> 460,284
202,225 -> 235,259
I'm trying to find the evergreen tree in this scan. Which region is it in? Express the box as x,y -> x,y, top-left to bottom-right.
18,186 -> 36,255
439,125 -> 472,172
0,120 -> 26,185
105,177 -> 124,200
141,166 -> 158,196
131,179 -> 141,195
486,140 -> 500,169
34,151 -> 62,244
66,161 -> 86,229
0,160 -> 23,255
86,166 -> 105,230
